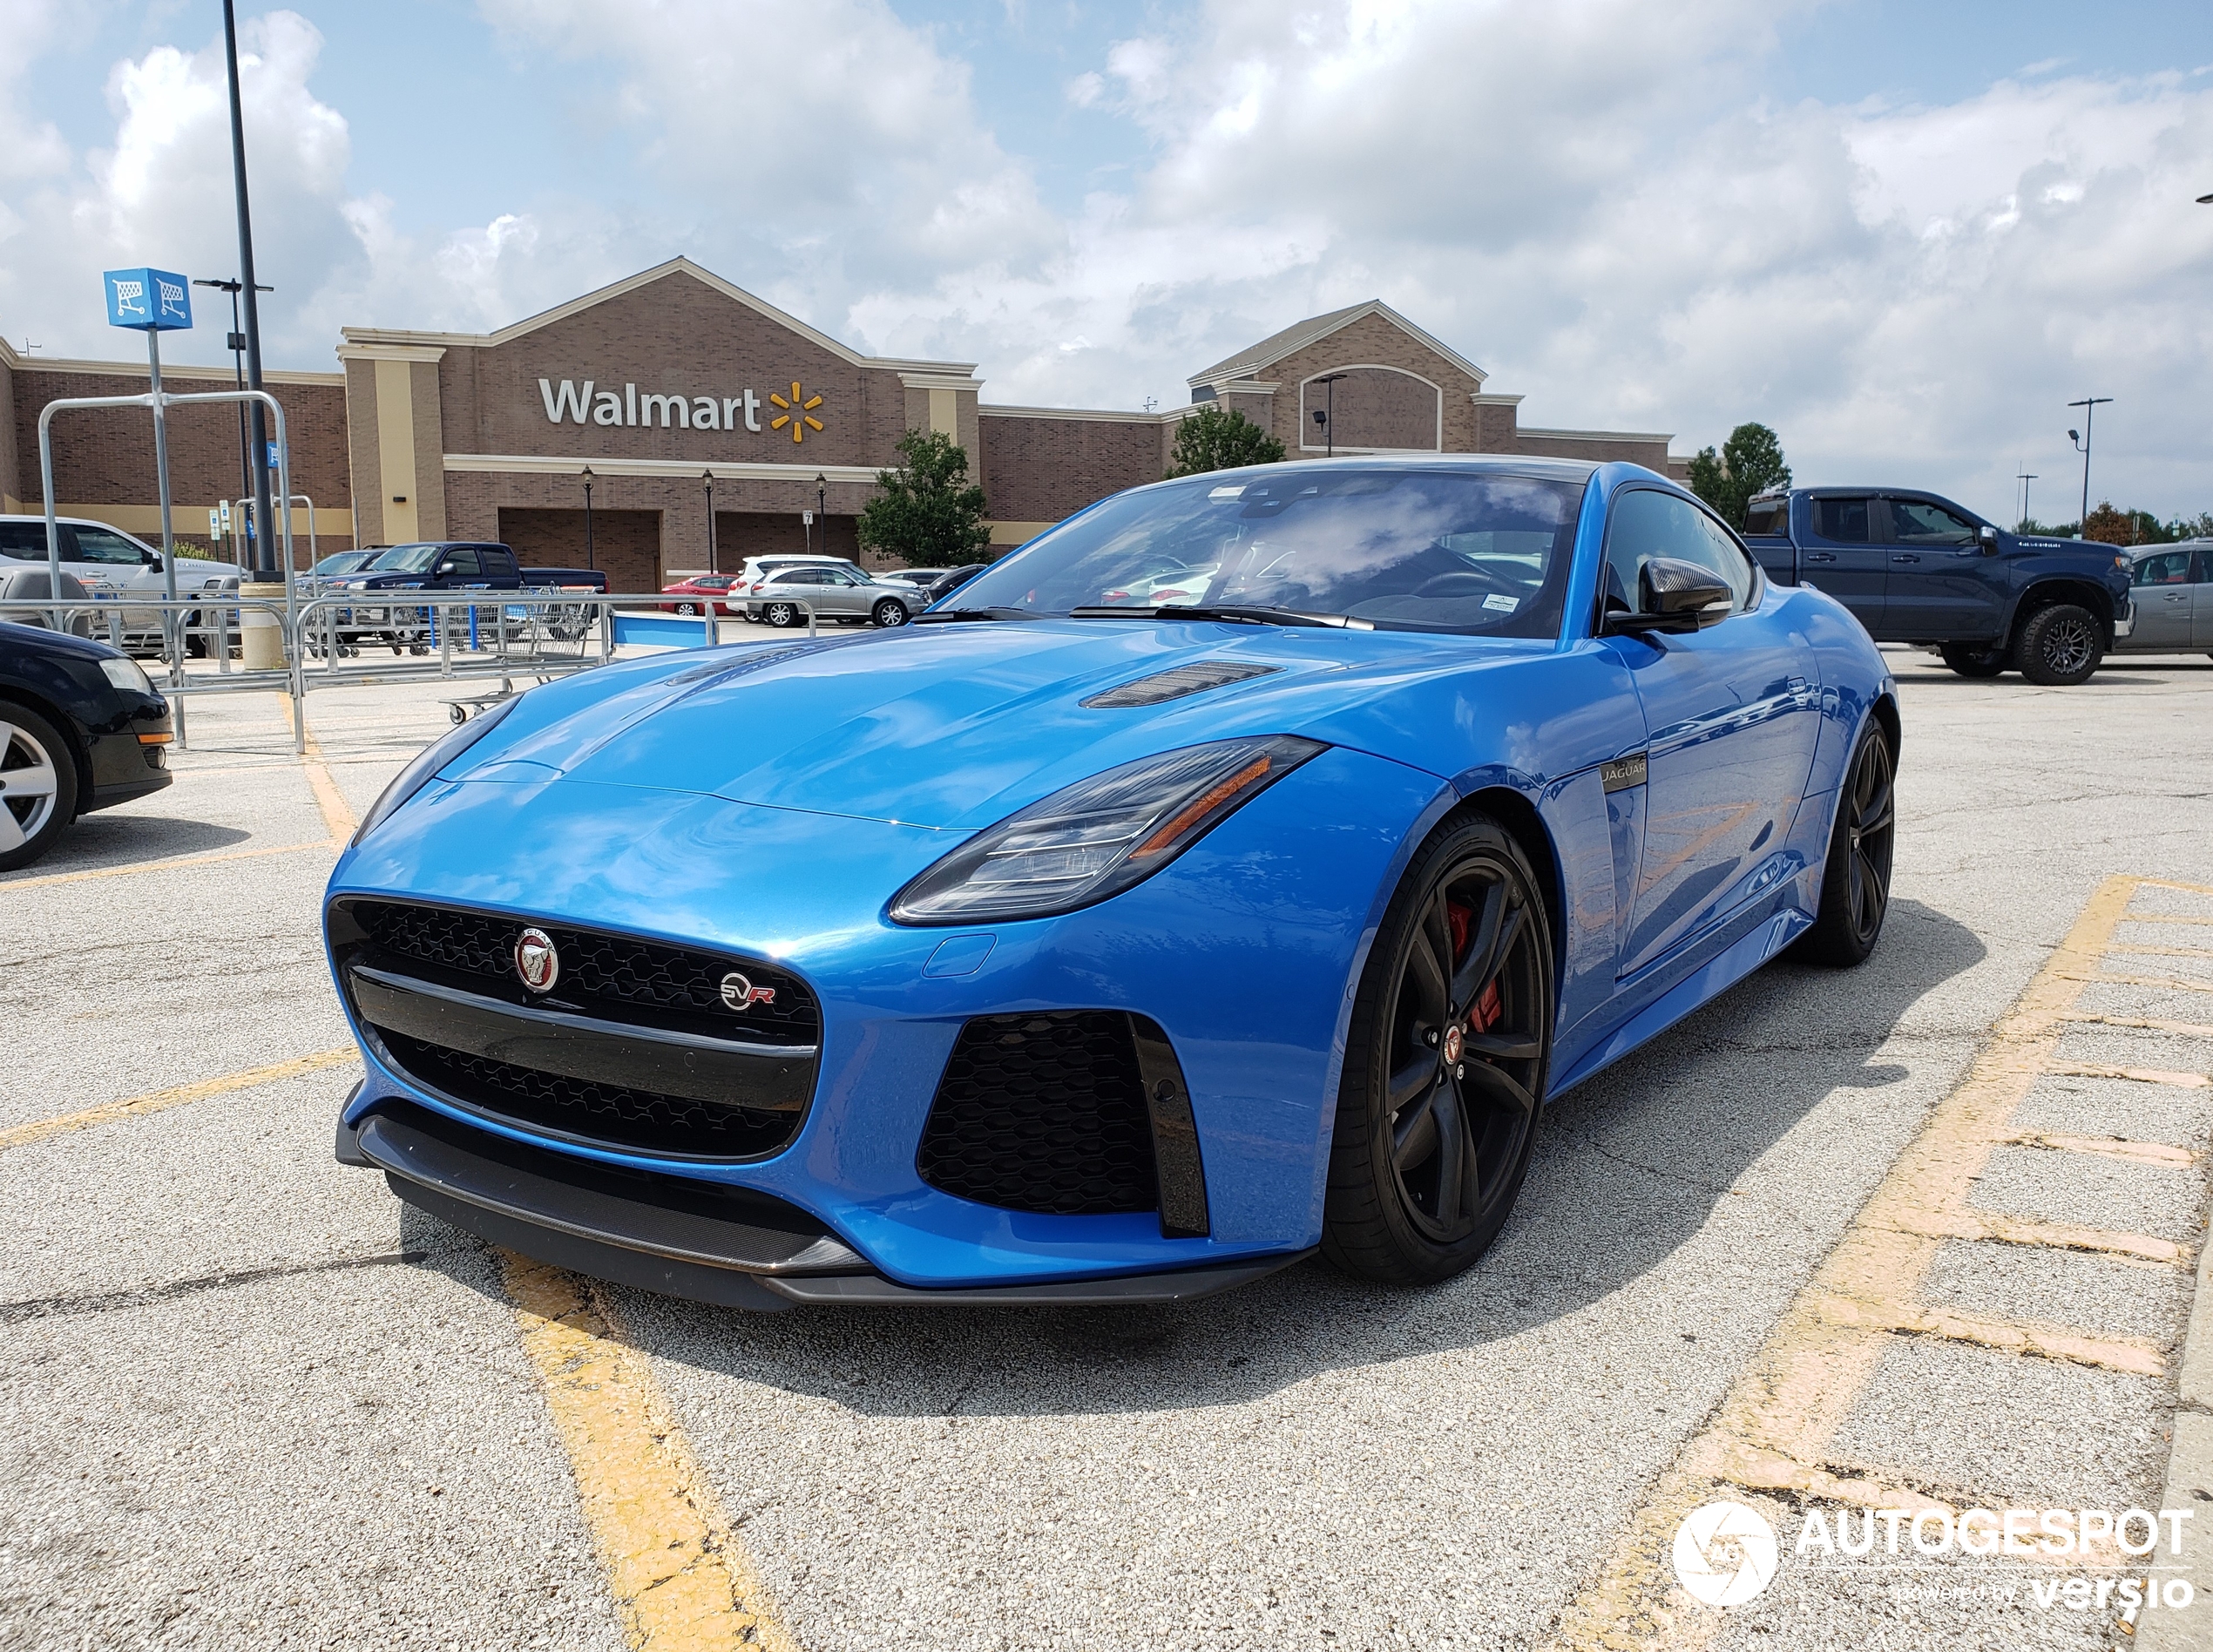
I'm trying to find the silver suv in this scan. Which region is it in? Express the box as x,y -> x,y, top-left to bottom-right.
752,563 -> 917,627
0,516 -> 246,654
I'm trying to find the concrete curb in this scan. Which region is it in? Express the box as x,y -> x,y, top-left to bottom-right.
2139,1216 -> 2213,1649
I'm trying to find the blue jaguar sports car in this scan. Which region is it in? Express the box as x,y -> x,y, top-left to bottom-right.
327,457 -> 1898,1306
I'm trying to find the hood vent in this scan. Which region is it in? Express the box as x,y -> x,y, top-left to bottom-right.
1081,660 -> 1282,709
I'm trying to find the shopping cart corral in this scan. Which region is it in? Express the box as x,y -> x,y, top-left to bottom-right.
0,590 -> 815,754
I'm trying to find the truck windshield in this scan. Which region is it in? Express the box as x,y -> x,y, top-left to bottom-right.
948,468 -> 1587,636
366,544 -> 442,573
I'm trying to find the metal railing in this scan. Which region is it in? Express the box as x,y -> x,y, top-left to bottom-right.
0,589 -> 819,755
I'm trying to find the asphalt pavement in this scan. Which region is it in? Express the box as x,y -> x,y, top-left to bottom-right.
2,643 -> 2210,1651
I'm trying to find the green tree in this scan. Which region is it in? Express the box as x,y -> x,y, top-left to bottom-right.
1687,422 -> 1792,531
1165,405 -> 1285,478
857,429 -> 992,565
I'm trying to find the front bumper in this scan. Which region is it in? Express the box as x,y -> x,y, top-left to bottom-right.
2114,599 -> 2134,640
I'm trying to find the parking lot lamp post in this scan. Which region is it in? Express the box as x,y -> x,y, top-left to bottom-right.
815,473 -> 827,559
703,471 -> 716,576
220,0 -> 274,581
2066,396 -> 2113,527
2016,465 -> 2037,531
193,276 -> 270,546
1314,372 -> 1347,458
581,467 -> 594,572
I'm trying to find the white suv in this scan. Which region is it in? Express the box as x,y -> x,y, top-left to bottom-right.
0,516 -> 245,652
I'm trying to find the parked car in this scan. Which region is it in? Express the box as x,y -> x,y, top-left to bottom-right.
0,515 -> 245,656
311,549 -> 382,581
891,564 -> 987,603
733,554 -> 870,619
331,544 -> 606,652
750,563 -> 917,627
1742,488 -> 2134,685
0,619 -> 173,870
325,455 -> 1898,1308
660,575 -> 741,616
2118,541 -> 2213,657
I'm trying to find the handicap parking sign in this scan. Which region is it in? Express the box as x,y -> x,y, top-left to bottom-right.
104,267 -> 193,332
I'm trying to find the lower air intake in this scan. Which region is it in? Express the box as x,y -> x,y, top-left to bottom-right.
917,1012 -> 1158,1216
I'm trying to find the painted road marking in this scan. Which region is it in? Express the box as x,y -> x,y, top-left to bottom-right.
1545,874 -> 2213,1650
503,1256 -> 798,1652
0,1047 -> 357,1153
301,723 -> 357,841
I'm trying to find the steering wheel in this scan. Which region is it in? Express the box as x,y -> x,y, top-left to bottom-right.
1414,567 -> 1518,600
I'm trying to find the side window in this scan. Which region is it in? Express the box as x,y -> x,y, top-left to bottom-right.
2135,551 -> 2192,586
71,525 -> 151,565
1603,489 -> 1758,617
0,525 -> 52,561
2195,549 -> 2213,584
1887,499 -> 1977,545
1743,498 -> 1790,538
482,547 -> 518,578
1811,498 -> 1871,544
440,547 -> 481,577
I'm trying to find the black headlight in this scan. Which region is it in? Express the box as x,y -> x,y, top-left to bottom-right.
352,694 -> 524,846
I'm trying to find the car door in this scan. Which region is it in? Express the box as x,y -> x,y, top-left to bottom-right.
2128,549 -> 2195,652
2196,549 -> 2213,649
815,568 -> 867,616
1796,494 -> 1886,633
1599,487 -> 1824,978
1880,497 -> 1999,640
435,546 -> 485,589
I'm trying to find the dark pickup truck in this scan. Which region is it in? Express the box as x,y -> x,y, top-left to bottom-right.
341,541 -> 607,593
1743,488 -> 2135,685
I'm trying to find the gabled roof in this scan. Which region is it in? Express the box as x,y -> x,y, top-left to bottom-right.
1189,300 -> 1487,389
338,256 -> 978,376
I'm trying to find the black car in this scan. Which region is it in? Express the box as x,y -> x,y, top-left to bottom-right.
0,620 -> 173,870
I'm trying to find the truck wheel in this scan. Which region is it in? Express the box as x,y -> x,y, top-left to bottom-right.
2013,604 -> 2103,686
1939,644 -> 2006,679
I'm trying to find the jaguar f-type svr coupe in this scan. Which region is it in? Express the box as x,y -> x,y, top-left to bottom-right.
327,456 -> 1898,1307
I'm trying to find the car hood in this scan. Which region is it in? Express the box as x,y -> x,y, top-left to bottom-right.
460,620 -> 1523,830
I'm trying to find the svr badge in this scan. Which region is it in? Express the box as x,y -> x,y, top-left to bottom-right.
721,972 -> 776,1012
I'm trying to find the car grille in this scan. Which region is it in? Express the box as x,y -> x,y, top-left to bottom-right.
382,1033 -> 796,1160
331,897 -> 818,1161
916,1012 -> 1159,1216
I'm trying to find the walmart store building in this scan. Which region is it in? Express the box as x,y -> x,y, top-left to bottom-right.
2,257 -> 1685,589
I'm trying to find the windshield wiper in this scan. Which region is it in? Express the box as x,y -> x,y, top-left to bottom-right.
1069,604 -> 1370,630
912,606 -> 1042,624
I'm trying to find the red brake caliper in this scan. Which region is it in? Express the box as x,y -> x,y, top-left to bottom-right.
1448,901 -> 1503,1032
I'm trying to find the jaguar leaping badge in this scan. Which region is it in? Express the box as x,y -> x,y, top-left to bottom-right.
720,972 -> 775,1012
515,927 -> 559,993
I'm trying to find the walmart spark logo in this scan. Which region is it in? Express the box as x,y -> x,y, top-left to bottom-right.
768,381 -> 824,444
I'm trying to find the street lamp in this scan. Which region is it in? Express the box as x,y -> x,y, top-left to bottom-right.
703,470 -> 716,575
815,472 -> 827,559
1312,373 -> 1347,458
192,275 -> 272,552
2066,396 -> 2113,526
581,466 -> 595,572
2015,465 -> 2038,531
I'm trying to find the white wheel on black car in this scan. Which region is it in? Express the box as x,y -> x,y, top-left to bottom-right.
0,706 -> 77,870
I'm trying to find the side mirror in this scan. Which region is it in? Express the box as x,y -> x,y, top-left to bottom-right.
1604,557 -> 1734,636
1978,525 -> 2000,553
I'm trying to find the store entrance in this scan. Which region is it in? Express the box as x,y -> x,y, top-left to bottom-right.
498,509 -> 661,592
714,511 -> 862,571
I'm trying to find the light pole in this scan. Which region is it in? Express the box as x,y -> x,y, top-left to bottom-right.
2015,465 -> 2038,531
221,0 -> 274,580
2066,396 -> 2113,527
193,275 -> 272,551
581,466 -> 595,571
1313,372 -> 1346,457
703,470 -> 716,575
815,472 -> 827,559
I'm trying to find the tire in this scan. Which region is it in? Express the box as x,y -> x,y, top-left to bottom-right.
871,598 -> 909,627
1798,724 -> 1896,967
1939,643 -> 2006,679
0,703 -> 78,871
673,601 -> 699,616
764,602 -> 800,628
2013,603 -> 2103,686
1323,814 -> 1553,1285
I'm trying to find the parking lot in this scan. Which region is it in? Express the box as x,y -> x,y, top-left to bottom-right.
3,646 -> 2210,1652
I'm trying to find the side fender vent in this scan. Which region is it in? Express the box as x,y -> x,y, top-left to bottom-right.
1080,660 -> 1281,709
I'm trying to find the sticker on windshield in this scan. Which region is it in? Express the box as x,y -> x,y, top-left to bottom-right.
1208,484 -> 1246,498
1483,593 -> 1519,613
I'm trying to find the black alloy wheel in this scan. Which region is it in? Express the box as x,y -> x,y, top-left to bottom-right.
764,601 -> 800,628
1799,725 -> 1896,966
2014,603 -> 2103,686
1939,643 -> 2007,679
1323,815 -> 1553,1284
872,598 -> 909,628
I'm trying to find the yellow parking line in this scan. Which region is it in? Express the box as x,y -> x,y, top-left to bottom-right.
2061,1012 -> 2213,1039
2068,971 -> 2213,997
1807,1290 -> 2164,1377
1545,873 -> 2142,1650
2044,1060 -> 2210,1089
2107,943 -> 2213,961
1879,1207 -> 2194,1266
0,837 -> 335,893
2003,1131 -> 2199,1168
0,1047 -> 357,1152
301,725 -> 358,841
501,1256 -> 798,1652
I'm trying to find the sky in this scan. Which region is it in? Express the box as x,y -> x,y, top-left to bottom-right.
2,0 -> 2210,524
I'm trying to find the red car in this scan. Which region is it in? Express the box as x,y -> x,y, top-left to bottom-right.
659,574 -> 741,616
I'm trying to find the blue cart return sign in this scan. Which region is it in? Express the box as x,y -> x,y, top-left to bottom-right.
105,267 -> 193,331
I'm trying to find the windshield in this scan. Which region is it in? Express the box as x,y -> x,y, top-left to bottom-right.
366,544 -> 442,573
315,552 -> 372,576
950,467 -> 1587,635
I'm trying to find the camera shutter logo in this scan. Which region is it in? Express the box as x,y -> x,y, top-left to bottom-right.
515,927 -> 560,994
1672,1501 -> 1780,1607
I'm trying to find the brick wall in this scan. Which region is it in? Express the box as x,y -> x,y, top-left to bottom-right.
710,511 -> 862,570
1299,367 -> 1439,452
497,507 -> 662,592
1261,314 -> 1484,456
976,413 -> 1163,522
0,353 -> 17,507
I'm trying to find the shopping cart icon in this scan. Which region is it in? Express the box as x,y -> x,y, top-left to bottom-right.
104,266 -> 193,332
156,278 -> 188,322
111,278 -> 147,318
